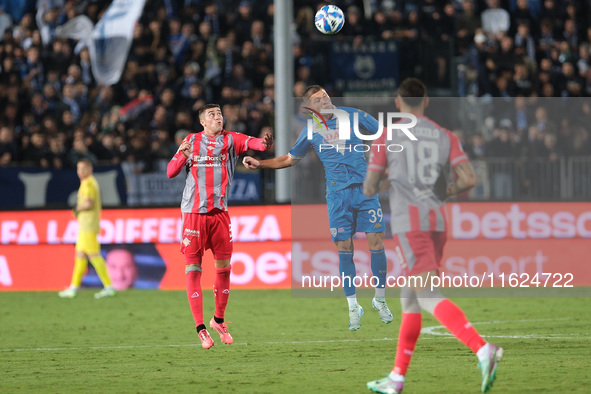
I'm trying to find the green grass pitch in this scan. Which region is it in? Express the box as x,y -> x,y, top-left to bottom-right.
1,290 -> 590,393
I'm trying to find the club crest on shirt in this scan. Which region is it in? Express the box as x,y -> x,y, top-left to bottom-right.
330,228 -> 337,237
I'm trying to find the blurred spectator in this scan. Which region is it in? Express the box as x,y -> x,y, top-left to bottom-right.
455,0 -> 481,54
43,135 -> 67,169
341,6 -> 366,37
67,134 -> 97,167
96,132 -> 121,165
59,109 -> 76,136
30,92 -> 48,122
0,126 -> 18,165
466,134 -> 486,159
57,83 -> 81,123
151,129 -> 174,160
125,131 -> 153,173
21,131 -> 46,165
533,106 -> 556,134
234,1 -> 254,45
21,46 -> 44,92
514,22 -> 535,62
481,0 -> 511,38
202,1 -> 228,38
511,62 -> 534,96
174,129 -> 190,149
486,123 -> 517,199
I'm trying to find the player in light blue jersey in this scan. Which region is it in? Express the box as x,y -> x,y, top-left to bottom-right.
243,85 -> 392,331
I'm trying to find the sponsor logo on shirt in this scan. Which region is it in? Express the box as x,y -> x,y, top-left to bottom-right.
184,228 -> 200,237
192,154 -> 228,167
182,237 -> 191,246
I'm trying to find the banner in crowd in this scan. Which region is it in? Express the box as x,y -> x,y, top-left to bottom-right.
124,167 -> 262,206
0,165 -> 127,209
329,41 -> 399,93
1,203 -> 590,291
0,166 -> 262,209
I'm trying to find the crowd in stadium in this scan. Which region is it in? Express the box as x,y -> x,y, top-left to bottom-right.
0,0 -> 589,173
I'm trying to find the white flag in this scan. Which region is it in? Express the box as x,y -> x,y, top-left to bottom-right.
55,15 -> 94,41
53,0 -> 146,86
36,0 -> 65,46
88,0 -> 147,85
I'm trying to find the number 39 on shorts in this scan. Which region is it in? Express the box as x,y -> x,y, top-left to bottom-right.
368,209 -> 383,223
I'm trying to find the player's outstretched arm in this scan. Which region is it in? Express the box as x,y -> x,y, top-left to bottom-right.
446,160 -> 477,197
363,170 -> 385,197
242,154 -> 298,170
246,132 -> 274,151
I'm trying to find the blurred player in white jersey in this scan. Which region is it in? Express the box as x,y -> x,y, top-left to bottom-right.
363,78 -> 503,393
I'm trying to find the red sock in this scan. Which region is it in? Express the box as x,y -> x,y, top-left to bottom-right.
214,267 -> 231,320
186,270 -> 203,327
393,313 -> 422,375
433,299 -> 486,353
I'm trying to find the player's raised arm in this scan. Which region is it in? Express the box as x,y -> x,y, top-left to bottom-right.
357,109 -> 381,135
446,160 -> 477,198
243,153 -> 299,170
167,139 -> 191,178
246,132 -> 273,151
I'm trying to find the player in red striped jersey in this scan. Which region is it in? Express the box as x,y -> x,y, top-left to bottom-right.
363,79 -> 502,393
167,103 -> 272,349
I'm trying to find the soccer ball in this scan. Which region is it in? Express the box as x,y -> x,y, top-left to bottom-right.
314,5 -> 345,35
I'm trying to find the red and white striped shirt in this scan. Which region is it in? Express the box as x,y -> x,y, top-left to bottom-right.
368,115 -> 468,234
167,130 -> 266,213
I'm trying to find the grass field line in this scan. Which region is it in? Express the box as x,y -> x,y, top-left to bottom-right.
421,317 -> 581,338
3,317 -> 589,353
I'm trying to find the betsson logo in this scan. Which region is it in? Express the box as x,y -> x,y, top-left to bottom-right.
451,204 -> 591,239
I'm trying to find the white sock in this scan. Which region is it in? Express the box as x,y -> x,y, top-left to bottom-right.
374,288 -> 385,299
476,343 -> 490,362
346,295 -> 358,309
69,285 -> 78,291
388,372 -> 405,382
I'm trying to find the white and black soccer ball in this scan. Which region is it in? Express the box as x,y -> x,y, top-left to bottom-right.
314,5 -> 345,35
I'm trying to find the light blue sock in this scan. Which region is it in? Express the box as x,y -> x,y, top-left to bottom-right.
338,251 -> 356,297
370,248 -> 387,295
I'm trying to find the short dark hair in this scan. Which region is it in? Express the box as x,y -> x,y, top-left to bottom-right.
397,78 -> 427,107
303,85 -> 325,100
78,158 -> 93,168
198,103 -> 221,119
